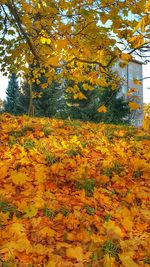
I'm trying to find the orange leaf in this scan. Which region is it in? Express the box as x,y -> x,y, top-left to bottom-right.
98,105 -> 107,113
128,101 -> 140,111
121,53 -> 132,62
126,88 -> 137,96
133,79 -> 141,85
0,165 -> 8,179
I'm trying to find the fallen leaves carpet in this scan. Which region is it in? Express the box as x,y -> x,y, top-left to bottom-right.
0,114 -> 150,267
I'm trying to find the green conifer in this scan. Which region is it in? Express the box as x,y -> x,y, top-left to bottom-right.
4,73 -> 20,115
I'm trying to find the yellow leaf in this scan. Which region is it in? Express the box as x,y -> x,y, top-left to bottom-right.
66,86 -> 73,93
128,101 -> 140,111
104,220 -> 123,238
61,140 -> 68,149
103,254 -> 115,267
35,165 -> 46,183
133,20 -> 142,33
119,254 -> 138,267
39,226 -> 56,237
121,53 -> 132,62
146,1 -> 150,11
133,79 -> 141,85
9,222 -> 25,236
45,261 -> 56,267
143,115 -> 150,131
97,78 -> 108,87
77,92 -> 87,100
23,205 -> 38,218
126,88 -> 137,96
122,216 -> 133,231
0,165 -> 8,179
11,172 -> 28,185
40,37 -> 51,44
47,56 -> 59,66
41,83 -> 48,89
71,136 -> 81,147
133,18 -> 145,33
101,13 -> 108,24
15,238 -> 32,252
83,47 -> 91,56
120,207 -> 134,231
0,247 -> 12,261
111,83 -> 118,90
56,242 -> 71,250
32,195 -> 45,209
83,84 -> 94,91
32,244 -> 49,254
119,62 -> 127,68
66,246 -> 83,262
98,105 -> 107,113
141,18 -> 145,32
56,39 -> 68,52
132,35 -> 145,48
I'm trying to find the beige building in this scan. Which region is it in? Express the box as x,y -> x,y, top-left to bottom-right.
114,59 -> 143,126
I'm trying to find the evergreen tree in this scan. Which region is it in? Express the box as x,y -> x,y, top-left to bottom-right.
17,79 -> 30,115
17,79 -> 62,117
17,79 -> 43,116
37,82 -> 62,117
14,73 -> 130,125
64,83 -> 131,124
4,73 -> 20,114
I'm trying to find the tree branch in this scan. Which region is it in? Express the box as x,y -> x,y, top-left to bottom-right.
3,1 -> 117,70
128,41 -> 150,55
6,0 -> 43,63
138,76 -> 150,81
0,5 -> 8,44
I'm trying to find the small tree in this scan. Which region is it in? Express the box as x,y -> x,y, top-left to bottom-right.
4,73 -> 20,115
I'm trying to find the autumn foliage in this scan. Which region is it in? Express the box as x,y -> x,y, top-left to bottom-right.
0,114 -> 150,266
1,0 -> 150,90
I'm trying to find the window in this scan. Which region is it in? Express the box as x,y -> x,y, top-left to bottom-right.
121,69 -> 126,78
122,86 -> 126,94
129,73 -> 133,80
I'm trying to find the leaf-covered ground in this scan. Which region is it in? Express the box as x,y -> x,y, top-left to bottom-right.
0,114 -> 150,267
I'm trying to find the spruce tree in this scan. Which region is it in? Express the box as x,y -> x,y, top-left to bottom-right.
17,79 -> 61,117
17,79 -> 30,115
65,83 -> 131,125
4,73 -> 20,115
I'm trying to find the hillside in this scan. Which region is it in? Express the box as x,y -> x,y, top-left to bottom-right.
0,113 -> 150,267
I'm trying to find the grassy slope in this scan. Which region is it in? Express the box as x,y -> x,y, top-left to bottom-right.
0,113 -> 150,267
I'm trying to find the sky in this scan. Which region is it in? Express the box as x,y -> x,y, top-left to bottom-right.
0,63 -> 150,104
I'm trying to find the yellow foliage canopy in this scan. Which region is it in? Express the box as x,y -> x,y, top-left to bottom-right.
0,0 -> 148,91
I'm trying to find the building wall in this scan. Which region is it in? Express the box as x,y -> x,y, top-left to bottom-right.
113,60 -> 143,126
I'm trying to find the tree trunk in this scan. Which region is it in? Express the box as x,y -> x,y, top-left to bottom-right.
28,82 -> 34,117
